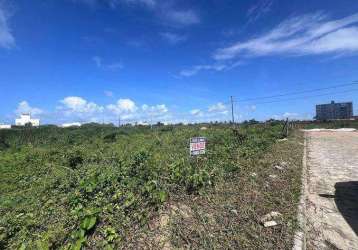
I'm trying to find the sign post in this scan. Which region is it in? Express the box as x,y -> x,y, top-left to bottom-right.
189,137 -> 206,156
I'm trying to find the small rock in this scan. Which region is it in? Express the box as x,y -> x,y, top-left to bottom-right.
280,161 -> 288,167
269,174 -> 277,179
160,214 -> 170,228
274,165 -> 284,171
230,209 -> 238,216
278,138 -> 288,142
263,220 -> 278,227
260,211 -> 282,224
251,172 -> 257,177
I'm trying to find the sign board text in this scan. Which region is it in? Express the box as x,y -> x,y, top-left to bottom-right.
190,137 -> 206,156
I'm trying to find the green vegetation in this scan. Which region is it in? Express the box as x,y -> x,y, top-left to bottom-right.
0,123 -> 300,249
167,131 -> 303,249
302,119 -> 358,129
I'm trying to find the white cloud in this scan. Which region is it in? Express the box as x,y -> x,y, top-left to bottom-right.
190,109 -> 200,115
92,56 -> 123,71
272,112 -> 303,120
186,103 -> 230,123
106,62 -> 123,70
190,109 -> 203,116
73,0 -> 199,26
12,97 -> 235,125
119,0 -> 156,8
208,102 -> 228,114
247,0 -> 273,23
141,104 -> 149,111
180,64 -> 227,77
283,112 -> 298,118
114,103 -> 170,123
60,96 -> 103,114
107,98 -> 137,114
72,0 -> 155,9
302,27 -> 358,54
15,101 -> 43,116
179,60 -> 244,77
10,96 -> 176,125
153,104 -> 168,113
0,3 -> 15,49
160,32 -> 187,44
214,12 -> 358,60
142,104 -> 168,114
54,96 -> 171,124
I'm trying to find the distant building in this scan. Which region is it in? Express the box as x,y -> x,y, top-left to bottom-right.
316,101 -> 353,120
0,124 -> 11,129
15,114 -> 40,127
138,121 -> 150,126
61,122 -> 81,128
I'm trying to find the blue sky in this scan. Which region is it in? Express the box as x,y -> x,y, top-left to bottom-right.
1,0 -> 358,124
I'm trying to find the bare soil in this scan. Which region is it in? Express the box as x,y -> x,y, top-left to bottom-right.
305,131 -> 358,249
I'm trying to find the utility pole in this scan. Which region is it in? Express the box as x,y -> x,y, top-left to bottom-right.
230,96 -> 235,124
118,116 -> 121,127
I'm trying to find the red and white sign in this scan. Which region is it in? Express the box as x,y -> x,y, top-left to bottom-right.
190,137 -> 206,156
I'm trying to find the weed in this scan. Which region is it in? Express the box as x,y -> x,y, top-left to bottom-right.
0,123 -> 292,249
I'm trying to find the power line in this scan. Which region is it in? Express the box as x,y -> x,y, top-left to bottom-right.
230,96 -> 235,124
79,82 -> 357,125
245,88 -> 358,105
233,81 -> 358,103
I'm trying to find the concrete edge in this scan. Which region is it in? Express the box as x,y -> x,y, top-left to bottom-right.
292,133 -> 307,250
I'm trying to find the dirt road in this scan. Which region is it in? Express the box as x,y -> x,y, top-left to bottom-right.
305,131 -> 358,249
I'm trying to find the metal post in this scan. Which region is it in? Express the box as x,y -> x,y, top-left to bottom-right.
230,96 -> 235,124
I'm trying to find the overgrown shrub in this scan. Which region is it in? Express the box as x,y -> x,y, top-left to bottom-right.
0,123 -> 283,249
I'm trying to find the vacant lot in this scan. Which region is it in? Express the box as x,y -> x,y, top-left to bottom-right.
0,124 -> 303,249
306,131 -> 358,249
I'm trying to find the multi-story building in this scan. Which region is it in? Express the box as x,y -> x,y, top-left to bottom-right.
15,114 -> 40,127
316,101 -> 353,120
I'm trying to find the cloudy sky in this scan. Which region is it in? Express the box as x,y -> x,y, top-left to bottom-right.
1,0 -> 358,124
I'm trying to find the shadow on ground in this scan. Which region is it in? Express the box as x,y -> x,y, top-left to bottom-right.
335,181 -> 358,236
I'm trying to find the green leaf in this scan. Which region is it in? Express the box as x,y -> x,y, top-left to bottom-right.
80,216 -> 97,231
104,245 -> 114,250
36,240 -> 49,250
71,238 -> 84,250
79,229 -> 85,238
19,243 -> 27,250
158,190 -> 167,203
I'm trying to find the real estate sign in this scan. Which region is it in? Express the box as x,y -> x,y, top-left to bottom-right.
190,137 -> 206,156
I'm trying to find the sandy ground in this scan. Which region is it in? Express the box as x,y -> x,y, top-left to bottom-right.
305,131 -> 358,249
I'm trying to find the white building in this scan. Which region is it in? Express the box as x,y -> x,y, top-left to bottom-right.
0,124 -> 11,129
61,122 -> 81,128
15,114 -> 40,127
138,121 -> 150,126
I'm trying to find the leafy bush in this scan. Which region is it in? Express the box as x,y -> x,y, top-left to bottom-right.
103,133 -> 118,143
0,123 -> 282,249
66,151 -> 84,169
